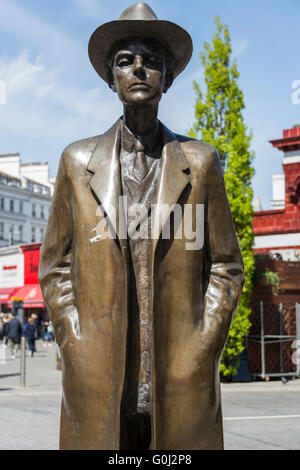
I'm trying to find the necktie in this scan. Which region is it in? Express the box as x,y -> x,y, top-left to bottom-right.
133,139 -> 148,182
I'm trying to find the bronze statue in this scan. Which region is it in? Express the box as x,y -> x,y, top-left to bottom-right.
39,2 -> 244,450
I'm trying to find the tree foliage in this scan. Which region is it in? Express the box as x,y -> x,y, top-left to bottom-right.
189,16 -> 255,378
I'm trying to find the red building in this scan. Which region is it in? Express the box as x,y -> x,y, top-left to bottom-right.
253,125 -> 300,260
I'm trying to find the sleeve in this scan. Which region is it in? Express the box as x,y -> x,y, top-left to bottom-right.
203,149 -> 245,355
38,151 -> 80,348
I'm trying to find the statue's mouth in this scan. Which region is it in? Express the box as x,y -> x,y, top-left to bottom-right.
128,83 -> 152,90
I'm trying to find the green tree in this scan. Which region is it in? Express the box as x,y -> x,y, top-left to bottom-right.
189,16 -> 255,378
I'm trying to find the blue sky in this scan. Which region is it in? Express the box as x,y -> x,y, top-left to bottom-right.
0,0 -> 299,209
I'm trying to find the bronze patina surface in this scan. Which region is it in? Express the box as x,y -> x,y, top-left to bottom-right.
39,2 -> 244,450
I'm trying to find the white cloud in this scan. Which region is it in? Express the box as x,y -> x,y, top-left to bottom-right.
0,0 -> 87,75
0,51 -> 120,141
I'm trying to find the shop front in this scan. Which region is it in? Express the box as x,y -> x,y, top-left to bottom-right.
0,243 -> 46,321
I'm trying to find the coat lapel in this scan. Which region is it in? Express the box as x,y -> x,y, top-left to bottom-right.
87,119 -> 127,253
87,119 -> 191,257
151,122 -> 191,254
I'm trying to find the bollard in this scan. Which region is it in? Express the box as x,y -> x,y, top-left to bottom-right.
20,336 -> 26,387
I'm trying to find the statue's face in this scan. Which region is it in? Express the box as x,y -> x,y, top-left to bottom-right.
110,38 -> 170,106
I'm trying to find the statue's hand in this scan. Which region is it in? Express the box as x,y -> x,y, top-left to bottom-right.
52,306 -> 80,350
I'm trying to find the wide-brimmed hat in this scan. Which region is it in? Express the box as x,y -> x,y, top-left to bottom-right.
88,2 -> 193,83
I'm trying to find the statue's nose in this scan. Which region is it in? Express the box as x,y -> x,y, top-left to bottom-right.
134,56 -> 143,69
133,56 -> 146,77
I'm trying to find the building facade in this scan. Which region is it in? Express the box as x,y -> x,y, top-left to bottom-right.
253,125 -> 300,261
0,153 -> 54,247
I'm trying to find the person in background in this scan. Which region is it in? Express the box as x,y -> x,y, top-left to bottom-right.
2,314 -> 11,345
23,316 -> 37,357
48,321 -> 54,345
0,313 -> 7,364
42,320 -> 52,347
0,313 -> 5,342
5,312 -> 22,359
31,313 -> 40,339
42,320 -> 49,346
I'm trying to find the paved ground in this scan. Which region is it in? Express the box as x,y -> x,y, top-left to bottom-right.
0,339 -> 61,450
222,381 -> 300,450
0,339 -> 299,450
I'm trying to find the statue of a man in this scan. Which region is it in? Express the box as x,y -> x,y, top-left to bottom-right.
39,2 -> 244,450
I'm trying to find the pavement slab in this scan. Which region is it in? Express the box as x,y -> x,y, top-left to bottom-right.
0,339 -> 299,450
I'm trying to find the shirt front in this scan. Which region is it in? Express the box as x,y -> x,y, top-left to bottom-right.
119,121 -> 161,416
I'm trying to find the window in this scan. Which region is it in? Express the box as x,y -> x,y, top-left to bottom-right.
10,225 -> 14,244
11,179 -> 19,188
40,227 -> 44,240
0,222 -> 4,239
32,204 -> 36,217
19,201 -> 23,214
41,206 -> 44,219
0,197 -> 4,210
10,200 -> 14,213
31,226 -> 36,243
18,225 -> 23,242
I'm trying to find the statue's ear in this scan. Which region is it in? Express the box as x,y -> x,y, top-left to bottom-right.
107,68 -> 117,92
163,71 -> 174,93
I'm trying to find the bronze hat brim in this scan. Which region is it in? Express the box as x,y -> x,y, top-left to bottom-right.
88,20 -> 193,83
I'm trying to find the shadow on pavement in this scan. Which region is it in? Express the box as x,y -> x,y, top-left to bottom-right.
0,373 -> 20,379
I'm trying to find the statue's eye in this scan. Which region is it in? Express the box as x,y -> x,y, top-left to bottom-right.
143,56 -> 162,69
118,60 -> 130,67
116,55 -> 134,67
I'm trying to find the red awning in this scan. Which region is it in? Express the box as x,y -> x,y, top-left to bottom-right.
0,287 -> 19,304
9,284 -> 45,309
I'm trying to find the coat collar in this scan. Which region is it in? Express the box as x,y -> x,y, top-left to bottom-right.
87,118 -> 191,254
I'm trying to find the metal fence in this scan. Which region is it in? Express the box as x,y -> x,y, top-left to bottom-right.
247,301 -> 300,380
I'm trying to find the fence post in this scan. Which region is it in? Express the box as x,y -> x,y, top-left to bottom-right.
279,303 -> 283,374
296,303 -> 300,377
260,301 -> 265,379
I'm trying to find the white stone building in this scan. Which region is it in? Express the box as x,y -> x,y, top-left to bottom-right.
0,153 -> 54,247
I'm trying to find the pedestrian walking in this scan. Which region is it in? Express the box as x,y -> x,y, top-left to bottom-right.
2,314 -> 10,345
23,316 -> 37,357
42,320 -> 52,347
5,312 -> 22,358
0,313 -> 7,364
0,313 -> 5,342
42,320 -> 48,346
31,313 -> 41,339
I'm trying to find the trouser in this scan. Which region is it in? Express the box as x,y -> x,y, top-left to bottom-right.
42,331 -> 49,342
27,338 -> 36,353
9,337 -> 20,356
119,413 -> 151,450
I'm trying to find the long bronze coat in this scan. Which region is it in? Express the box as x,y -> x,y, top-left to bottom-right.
39,119 -> 244,450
